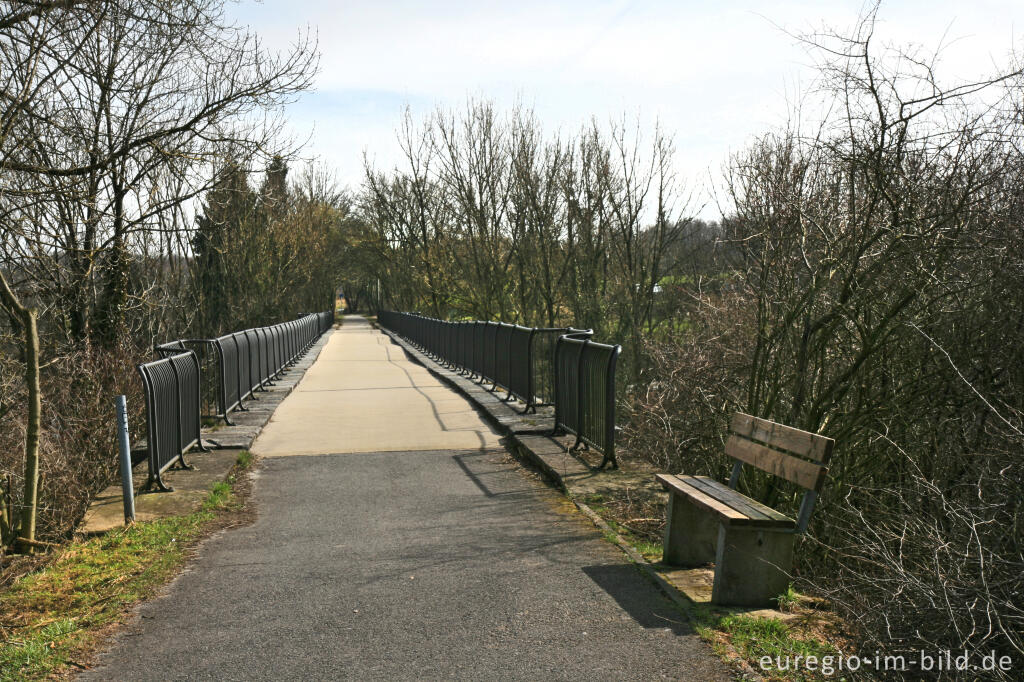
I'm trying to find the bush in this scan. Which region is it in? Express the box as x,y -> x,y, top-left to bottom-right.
0,340 -> 145,542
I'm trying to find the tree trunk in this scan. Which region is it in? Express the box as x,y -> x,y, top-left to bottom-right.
0,271 -> 42,553
18,309 -> 41,552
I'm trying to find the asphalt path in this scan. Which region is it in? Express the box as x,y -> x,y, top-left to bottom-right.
84,448 -> 733,680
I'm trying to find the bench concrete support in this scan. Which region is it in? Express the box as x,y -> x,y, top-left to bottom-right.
712,525 -> 795,607
663,492 -> 718,566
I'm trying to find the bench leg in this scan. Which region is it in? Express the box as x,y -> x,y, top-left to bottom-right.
712,526 -> 795,607
662,492 -> 718,566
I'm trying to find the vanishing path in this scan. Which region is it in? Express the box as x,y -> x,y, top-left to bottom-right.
251,315 -> 503,455
85,317 -> 731,680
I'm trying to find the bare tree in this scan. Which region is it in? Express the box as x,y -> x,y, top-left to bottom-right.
0,0 -> 319,547
627,5 -> 1024,673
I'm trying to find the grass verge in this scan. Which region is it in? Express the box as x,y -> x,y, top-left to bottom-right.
0,453 -> 255,680
234,450 -> 254,470
699,614 -> 840,681
580,493 -> 664,563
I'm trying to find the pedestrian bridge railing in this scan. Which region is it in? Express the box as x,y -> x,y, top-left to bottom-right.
137,351 -> 204,492
377,311 -> 621,469
155,311 -> 333,424
552,333 -> 621,470
139,310 -> 333,492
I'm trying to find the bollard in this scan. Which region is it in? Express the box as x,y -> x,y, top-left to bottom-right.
115,395 -> 136,523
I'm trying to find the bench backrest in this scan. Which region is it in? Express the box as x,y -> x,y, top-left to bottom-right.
726,412 -> 835,532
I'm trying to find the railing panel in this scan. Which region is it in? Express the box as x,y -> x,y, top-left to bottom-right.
553,335 -> 620,469
493,323 -> 514,393
256,327 -> 272,387
376,311 -> 618,467
578,341 -> 619,461
232,331 -> 254,401
270,324 -> 283,378
169,352 -> 202,454
553,336 -> 584,438
507,325 -> 533,405
481,322 -> 498,384
139,358 -> 179,476
458,321 -> 472,373
214,334 -> 241,415
472,321 -> 484,378
137,351 -> 202,490
244,329 -> 262,394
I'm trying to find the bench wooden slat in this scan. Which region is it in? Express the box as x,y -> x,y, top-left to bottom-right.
725,435 -> 828,491
656,474 -> 795,529
682,476 -> 772,521
730,412 -> 835,464
657,474 -> 747,522
684,476 -> 794,525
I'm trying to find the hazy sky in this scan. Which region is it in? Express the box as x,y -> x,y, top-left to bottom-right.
227,0 -> 1024,214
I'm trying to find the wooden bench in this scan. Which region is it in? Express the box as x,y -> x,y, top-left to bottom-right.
657,412 -> 834,606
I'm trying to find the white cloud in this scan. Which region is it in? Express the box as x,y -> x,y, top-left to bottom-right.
226,0 -> 1024,214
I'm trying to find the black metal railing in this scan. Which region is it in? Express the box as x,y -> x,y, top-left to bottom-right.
137,351 -> 204,492
377,311 -> 620,468
157,311 -> 334,425
137,310 -> 333,492
552,334 -> 621,469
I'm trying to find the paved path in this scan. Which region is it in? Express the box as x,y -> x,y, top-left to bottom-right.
85,318 -> 732,681
252,317 -> 502,456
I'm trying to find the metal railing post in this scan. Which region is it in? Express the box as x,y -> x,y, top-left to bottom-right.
116,395 -> 135,523
574,338 -> 588,451
602,345 -> 621,469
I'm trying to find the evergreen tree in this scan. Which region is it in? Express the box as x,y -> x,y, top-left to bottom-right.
192,159 -> 257,335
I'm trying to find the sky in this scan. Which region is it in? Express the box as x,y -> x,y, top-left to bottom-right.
226,0 -> 1024,217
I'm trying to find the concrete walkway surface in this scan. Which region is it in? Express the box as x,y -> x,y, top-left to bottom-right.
252,316 -> 502,456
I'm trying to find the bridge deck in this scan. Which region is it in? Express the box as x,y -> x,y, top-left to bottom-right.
252,316 -> 503,456
85,315 -> 731,680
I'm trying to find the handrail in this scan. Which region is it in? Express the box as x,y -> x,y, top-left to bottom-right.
129,310 -> 333,496
377,310 -> 618,468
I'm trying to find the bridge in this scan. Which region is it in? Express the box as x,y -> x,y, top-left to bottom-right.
82,316 -> 732,679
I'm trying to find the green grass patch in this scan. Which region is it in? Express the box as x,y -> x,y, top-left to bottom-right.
632,539 -> 663,562
582,504 -> 654,557
774,584 -> 799,612
714,614 -> 837,681
235,450 -> 254,469
578,494 -> 663,561
0,483 -> 239,680
202,481 -> 233,511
